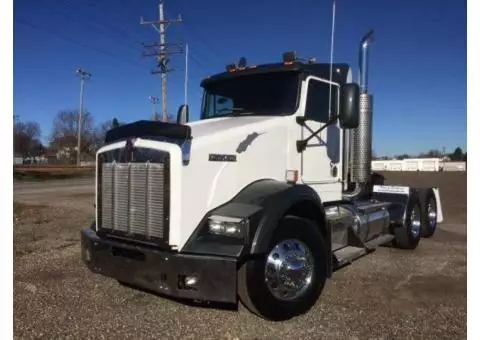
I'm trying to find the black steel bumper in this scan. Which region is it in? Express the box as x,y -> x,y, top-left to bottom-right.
81,229 -> 238,304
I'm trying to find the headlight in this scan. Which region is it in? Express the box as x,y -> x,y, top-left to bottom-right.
207,215 -> 247,239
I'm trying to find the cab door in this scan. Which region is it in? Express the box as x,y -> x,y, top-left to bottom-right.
299,77 -> 343,196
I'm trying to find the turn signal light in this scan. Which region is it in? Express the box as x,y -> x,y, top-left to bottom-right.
285,170 -> 299,183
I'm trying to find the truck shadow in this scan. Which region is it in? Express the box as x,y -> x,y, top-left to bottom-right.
118,281 -> 239,312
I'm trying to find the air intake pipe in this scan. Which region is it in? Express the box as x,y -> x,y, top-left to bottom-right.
343,30 -> 374,200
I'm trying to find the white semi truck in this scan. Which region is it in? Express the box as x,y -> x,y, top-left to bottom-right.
81,30 -> 443,321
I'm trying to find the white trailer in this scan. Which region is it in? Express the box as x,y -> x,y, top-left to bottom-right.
372,158 -> 444,172
443,161 -> 467,171
81,30 -> 443,321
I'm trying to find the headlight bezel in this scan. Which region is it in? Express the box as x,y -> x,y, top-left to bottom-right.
207,215 -> 249,239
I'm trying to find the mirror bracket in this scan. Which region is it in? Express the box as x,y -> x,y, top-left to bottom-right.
296,116 -> 306,126
296,114 -> 339,153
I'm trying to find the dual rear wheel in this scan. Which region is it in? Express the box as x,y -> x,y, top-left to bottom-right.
393,188 -> 438,249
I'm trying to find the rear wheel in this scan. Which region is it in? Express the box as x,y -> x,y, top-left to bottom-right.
238,215 -> 327,321
419,188 -> 438,238
393,193 -> 422,249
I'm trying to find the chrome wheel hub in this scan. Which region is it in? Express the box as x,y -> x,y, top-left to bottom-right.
410,205 -> 421,237
427,200 -> 437,229
264,239 -> 314,301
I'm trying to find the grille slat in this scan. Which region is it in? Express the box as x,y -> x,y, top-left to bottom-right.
148,164 -> 165,238
129,164 -> 148,235
101,164 -> 114,231
114,164 -> 130,233
97,147 -> 170,245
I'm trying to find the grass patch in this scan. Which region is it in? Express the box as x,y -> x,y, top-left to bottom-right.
14,168 -> 95,181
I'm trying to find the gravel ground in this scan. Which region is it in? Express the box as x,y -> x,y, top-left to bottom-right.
13,173 -> 467,340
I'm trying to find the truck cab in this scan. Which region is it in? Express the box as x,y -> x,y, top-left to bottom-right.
81,31 -> 443,321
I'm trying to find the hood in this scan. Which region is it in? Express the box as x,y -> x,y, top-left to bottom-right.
187,116 -> 283,140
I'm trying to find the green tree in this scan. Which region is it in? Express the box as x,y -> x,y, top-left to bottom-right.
450,147 -> 464,161
112,118 -> 120,128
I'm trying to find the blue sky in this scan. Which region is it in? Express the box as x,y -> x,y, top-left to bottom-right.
13,0 -> 466,156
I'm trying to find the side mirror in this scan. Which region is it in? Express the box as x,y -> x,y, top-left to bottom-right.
177,104 -> 189,125
339,83 -> 360,129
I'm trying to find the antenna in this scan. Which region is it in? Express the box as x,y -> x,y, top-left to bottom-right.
328,0 -> 336,117
184,43 -> 188,106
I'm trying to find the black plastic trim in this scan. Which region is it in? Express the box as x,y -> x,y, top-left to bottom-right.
182,179 -> 329,262
105,120 -> 192,144
81,229 -> 237,304
182,202 -> 264,258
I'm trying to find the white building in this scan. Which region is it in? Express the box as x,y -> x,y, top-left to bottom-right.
371,158 -> 466,172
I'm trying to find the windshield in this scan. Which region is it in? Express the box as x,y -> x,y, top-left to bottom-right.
200,71 -> 300,119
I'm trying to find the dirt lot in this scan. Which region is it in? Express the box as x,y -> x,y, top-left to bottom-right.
13,172 -> 467,339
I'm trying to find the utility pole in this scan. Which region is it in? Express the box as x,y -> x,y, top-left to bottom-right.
141,0 -> 183,122
75,67 -> 91,166
149,95 -> 160,120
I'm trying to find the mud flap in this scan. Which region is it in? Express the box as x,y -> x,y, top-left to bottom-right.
432,187 -> 444,223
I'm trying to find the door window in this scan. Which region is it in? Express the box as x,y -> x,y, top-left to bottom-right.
304,79 -> 339,122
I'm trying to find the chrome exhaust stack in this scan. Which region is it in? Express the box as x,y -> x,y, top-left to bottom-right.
343,30 -> 374,200
359,30 -> 374,94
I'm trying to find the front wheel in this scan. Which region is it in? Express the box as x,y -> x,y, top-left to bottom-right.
238,215 -> 327,321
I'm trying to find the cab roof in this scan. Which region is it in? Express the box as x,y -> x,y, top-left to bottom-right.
200,62 -> 351,87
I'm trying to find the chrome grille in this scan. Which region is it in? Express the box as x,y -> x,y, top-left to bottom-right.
97,147 -> 170,245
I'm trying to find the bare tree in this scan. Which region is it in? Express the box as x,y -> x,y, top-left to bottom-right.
153,112 -> 175,122
419,149 -> 443,158
13,120 -> 42,159
50,110 -> 95,162
91,118 -> 126,152
92,120 -> 113,152
394,154 -> 411,160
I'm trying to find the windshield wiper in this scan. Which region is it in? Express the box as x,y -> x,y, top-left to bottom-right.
217,107 -> 256,117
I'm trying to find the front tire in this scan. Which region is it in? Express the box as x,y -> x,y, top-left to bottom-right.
238,215 -> 327,321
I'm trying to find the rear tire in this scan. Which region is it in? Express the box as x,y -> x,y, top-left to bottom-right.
419,188 -> 438,238
238,215 -> 327,321
393,192 -> 422,249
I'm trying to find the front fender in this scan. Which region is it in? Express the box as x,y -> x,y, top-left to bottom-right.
233,180 -> 327,255
182,179 -> 329,260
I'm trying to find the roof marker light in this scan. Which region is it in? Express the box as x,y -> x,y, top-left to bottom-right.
226,63 -> 236,72
282,51 -> 296,65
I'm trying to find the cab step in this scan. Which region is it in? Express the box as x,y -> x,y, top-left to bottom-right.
364,234 -> 395,250
333,246 -> 367,268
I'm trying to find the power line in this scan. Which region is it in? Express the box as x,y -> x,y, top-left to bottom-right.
166,0 -> 223,64
141,0 -> 183,122
37,0 -> 144,52
14,17 -> 148,71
